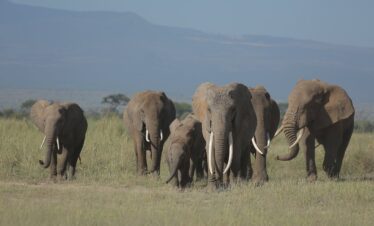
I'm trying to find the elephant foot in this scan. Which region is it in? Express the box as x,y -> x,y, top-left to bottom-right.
307,174 -> 317,182
253,171 -> 269,186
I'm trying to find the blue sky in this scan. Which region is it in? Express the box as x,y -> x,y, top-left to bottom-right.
11,0 -> 374,47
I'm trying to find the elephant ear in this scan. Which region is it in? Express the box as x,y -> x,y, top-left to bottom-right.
269,99 -> 280,137
125,103 -> 144,132
162,95 -> 176,133
315,85 -> 355,130
30,100 -> 51,133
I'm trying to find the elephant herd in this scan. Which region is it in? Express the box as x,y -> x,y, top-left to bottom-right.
30,79 -> 355,189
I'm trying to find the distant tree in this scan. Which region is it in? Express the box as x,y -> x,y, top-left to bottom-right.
174,102 -> 192,119
1,108 -> 21,119
20,99 -> 36,117
101,93 -> 130,114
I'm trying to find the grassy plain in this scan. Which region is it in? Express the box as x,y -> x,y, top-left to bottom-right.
0,117 -> 373,226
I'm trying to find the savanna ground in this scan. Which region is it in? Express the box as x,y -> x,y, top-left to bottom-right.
0,117 -> 373,226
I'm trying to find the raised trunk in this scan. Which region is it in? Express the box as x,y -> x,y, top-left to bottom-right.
39,124 -> 56,168
276,124 -> 299,161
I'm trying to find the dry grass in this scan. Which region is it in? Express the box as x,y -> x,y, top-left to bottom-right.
0,117 -> 373,226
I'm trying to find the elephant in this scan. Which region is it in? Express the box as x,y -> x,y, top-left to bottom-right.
275,79 -> 354,181
30,100 -> 87,180
248,86 -> 280,184
165,114 -> 206,188
192,82 -> 256,188
123,91 -> 176,176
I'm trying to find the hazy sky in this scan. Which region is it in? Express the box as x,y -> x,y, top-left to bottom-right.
11,0 -> 374,47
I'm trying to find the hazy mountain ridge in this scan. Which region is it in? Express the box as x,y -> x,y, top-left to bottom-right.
0,0 -> 373,103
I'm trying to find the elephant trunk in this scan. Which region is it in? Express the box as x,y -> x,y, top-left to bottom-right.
39,123 -> 56,168
253,119 -> 268,155
214,132 -> 227,182
149,127 -> 161,174
253,125 -> 268,172
276,124 -> 299,161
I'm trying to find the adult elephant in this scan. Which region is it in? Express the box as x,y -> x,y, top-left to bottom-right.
192,82 -> 256,188
248,86 -> 280,184
275,79 -> 354,181
30,100 -> 87,180
123,91 -> 176,176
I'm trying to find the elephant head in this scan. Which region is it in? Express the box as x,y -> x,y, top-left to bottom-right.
249,86 -> 280,156
126,91 -> 176,174
276,79 -> 354,161
193,83 -> 255,183
30,100 -> 67,168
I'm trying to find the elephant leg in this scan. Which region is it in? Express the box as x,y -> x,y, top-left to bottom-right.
57,147 -> 69,180
301,128 -> 317,182
68,139 -> 84,180
49,149 -> 57,179
322,124 -> 343,178
189,159 -> 196,182
335,118 -> 354,177
230,145 -> 243,184
134,132 -> 147,175
240,147 -> 249,180
194,155 -> 204,181
180,162 -> 191,188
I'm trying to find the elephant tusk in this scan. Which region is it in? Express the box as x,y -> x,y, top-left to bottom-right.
56,137 -> 60,150
40,136 -> 46,150
289,128 -> 305,149
264,133 -> 271,149
160,130 -> 163,141
274,125 -> 284,138
208,132 -> 214,175
223,132 -> 234,174
145,130 -> 151,143
251,137 -> 264,155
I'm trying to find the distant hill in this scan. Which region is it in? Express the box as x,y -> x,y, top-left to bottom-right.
1,0 -> 374,103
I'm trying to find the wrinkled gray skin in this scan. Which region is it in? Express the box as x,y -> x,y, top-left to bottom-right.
165,114 -> 206,188
30,100 -> 87,180
124,91 -> 176,176
248,86 -> 280,185
277,80 -> 354,181
193,83 -> 256,189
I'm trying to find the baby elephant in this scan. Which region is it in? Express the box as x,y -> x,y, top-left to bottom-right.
165,114 -> 206,188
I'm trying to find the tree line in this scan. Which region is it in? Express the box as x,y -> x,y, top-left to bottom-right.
1,95 -> 373,133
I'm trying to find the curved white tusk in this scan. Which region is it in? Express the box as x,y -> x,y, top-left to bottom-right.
40,136 -> 46,150
264,133 -> 271,149
223,132 -> 234,174
145,130 -> 150,142
56,137 -> 60,150
208,132 -> 214,175
251,137 -> 264,155
289,128 -> 305,149
274,125 -> 284,137
160,130 -> 163,141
